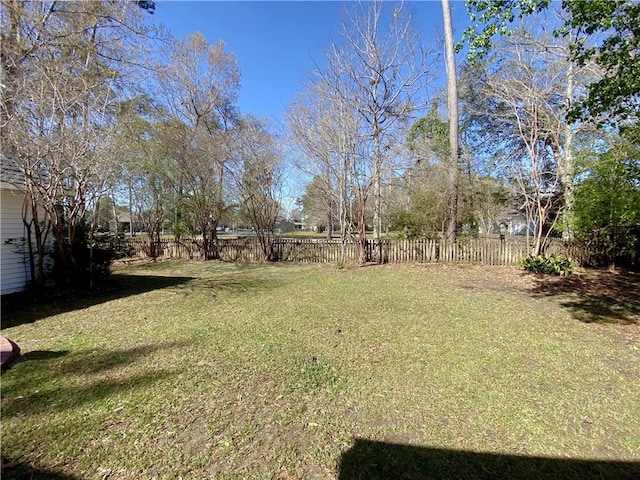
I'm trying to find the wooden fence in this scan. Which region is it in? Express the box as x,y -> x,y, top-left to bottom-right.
124,236 -> 568,266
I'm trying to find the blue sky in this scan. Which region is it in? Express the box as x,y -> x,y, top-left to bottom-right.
154,1 -> 472,125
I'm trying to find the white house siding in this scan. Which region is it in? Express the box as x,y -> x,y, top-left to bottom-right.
1,188 -> 32,294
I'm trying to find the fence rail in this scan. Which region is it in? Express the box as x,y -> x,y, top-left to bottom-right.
124,236 -> 569,266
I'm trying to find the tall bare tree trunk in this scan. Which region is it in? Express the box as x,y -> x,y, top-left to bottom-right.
442,0 -> 459,244
358,199 -> 368,264
373,120 -> 382,241
373,120 -> 384,262
338,101 -> 350,266
562,61 -> 575,241
129,178 -> 134,236
339,164 -> 348,265
325,159 -> 334,240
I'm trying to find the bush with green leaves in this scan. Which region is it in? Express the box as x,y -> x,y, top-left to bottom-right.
521,254 -> 572,276
573,128 -> 640,270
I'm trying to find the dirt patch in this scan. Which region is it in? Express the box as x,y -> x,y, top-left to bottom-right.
456,267 -> 537,294
399,263 -> 536,289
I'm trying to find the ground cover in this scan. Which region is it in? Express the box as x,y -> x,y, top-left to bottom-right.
1,262 -> 639,479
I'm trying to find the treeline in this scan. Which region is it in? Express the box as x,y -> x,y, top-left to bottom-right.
1,1 -> 638,290
290,1 -> 640,270
1,1 -> 285,287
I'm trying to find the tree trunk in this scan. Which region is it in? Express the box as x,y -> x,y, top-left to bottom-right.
22,192 -> 47,287
357,197 -> 368,264
562,61 -> 575,241
338,154 -> 349,266
338,103 -> 350,267
442,0 -> 459,244
373,124 -> 382,240
129,178 -> 134,236
326,210 -> 333,240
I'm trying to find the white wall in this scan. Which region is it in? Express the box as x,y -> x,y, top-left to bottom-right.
1,188 -> 31,294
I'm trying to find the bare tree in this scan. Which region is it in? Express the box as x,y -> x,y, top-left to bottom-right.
313,0 -> 431,262
235,118 -> 284,261
521,20 -> 600,241
287,78 -> 364,264
483,40 -> 567,255
1,0 -> 158,284
155,32 -> 240,259
287,83 -> 341,240
441,0 -> 460,243
111,97 -> 171,257
467,19 -> 600,253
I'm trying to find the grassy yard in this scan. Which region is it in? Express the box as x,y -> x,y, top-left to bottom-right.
1,261 -> 639,479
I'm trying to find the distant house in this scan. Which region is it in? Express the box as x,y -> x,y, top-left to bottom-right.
506,212 -> 537,236
276,219 -> 295,234
108,211 -> 132,235
480,211 -> 538,237
0,159 -> 51,294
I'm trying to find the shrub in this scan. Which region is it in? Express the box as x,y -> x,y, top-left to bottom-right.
573,132 -> 640,270
521,254 -> 572,276
53,230 -> 136,288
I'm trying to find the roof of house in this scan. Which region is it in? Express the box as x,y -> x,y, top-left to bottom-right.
115,212 -> 132,223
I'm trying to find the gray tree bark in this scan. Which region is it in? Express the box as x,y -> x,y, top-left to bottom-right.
442,0 -> 459,244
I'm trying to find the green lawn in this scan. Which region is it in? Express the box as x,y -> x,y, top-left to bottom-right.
1,262 -> 639,479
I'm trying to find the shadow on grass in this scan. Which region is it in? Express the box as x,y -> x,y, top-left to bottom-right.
1,274 -> 196,328
338,439 -> 640,480
2,266 -> 294,329
1,348 -> 69,374
1,461 -> 80,480
21,350 -> 70,362
528,271 -> 640,324
56,341 -> 189,375
2,369 -> 177,418
195,275 -> 284,295
2,340 -> 188,417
